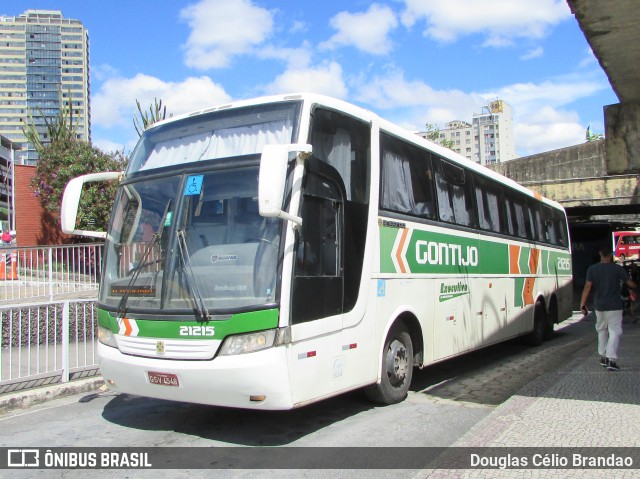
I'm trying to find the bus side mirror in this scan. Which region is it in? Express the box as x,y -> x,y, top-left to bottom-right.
61,171 -> 122,238
258,144 -> 311,226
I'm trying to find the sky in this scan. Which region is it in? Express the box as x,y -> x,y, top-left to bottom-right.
6,0 -> 617,158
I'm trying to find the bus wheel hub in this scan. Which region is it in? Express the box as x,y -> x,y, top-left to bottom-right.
386,339 -> 408,385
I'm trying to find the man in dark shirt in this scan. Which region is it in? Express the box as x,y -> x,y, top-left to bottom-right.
580,244 -> 636,371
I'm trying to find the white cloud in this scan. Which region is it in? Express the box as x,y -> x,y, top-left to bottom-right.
354,69 -> 484,120
321,4 -> 399,55
515,109 -> 586,155
486,76 -> 606,117
93,138 -> 129,155
289,20 -> 307,35
180,0 -> 274,69
262,61 -> 348,98
92,74 -> 232,129
401,0 -> 570,46
257,43 -> 313,68
521,46 -> 544,60
351,68 -> 606,156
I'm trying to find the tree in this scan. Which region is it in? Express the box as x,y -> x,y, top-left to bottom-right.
30,139 -> 127,233
424,123 -> 455,150
24,104 -> 128,235
134,97 -> 167,137
585,125 -> 604,142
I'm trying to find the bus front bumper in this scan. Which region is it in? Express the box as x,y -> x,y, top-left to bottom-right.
98,342 -> 294,410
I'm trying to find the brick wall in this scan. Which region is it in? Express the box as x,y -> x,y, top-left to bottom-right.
14,165 -> 69,246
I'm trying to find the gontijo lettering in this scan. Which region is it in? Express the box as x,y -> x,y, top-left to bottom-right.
416,240 -> 479,266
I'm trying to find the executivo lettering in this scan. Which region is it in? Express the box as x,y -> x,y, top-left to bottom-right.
415,240 -> 479,267
439,281 -> 469,302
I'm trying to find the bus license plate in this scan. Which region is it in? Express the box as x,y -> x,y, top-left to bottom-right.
148,371 -> 179,387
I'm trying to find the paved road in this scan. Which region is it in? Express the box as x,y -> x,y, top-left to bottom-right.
0,315 -> 594,478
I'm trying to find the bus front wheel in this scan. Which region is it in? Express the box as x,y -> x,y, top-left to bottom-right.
364,322 -> 414,405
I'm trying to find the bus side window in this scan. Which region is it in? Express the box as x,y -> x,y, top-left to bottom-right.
434,159 -> 477,228
555,210 -> 569,247
474,175 -> 504,234
542,205 -> 557,244
530,202 -> 544,243
380,133 -> 436,220
504,192 -> 528,239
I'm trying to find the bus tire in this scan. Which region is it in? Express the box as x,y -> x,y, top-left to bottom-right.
364,322 -> 414,405
524,302 -> 546,347
543,301 -> 557,341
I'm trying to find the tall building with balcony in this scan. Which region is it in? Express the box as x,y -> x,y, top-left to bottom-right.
418,99 -> 517,166
0,134 -> 19,231
473,100 -> 516,166
0,9 -> 90,165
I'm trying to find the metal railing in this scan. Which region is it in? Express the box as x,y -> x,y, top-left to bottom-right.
0,243 -> 103,303
0,299 -> 99,394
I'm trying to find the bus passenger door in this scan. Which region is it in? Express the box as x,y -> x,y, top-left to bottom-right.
291,179 -> 344,324
288,162 -> 345,403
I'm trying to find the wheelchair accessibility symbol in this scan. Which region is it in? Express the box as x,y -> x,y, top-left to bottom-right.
183,175 -> 204,196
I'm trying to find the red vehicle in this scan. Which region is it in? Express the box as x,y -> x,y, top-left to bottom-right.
613,231 -> 640,261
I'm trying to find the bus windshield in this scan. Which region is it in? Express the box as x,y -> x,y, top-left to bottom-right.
98,100 -> 302,316
100,166 -> 282,315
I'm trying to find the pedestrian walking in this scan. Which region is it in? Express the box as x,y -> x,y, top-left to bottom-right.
580,244 -> 637,371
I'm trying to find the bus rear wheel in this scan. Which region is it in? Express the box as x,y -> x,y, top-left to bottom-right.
524,301 -> 546,347
364,322 -> 414,405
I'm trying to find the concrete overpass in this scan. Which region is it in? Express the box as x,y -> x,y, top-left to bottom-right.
488,1 -> 640,287
491,0 -> 640,224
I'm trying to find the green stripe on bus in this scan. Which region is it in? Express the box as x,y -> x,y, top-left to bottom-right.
97,308 -> 279,339
519,247 -> 530,274
379,224 -> 572,276
514,277 -> 525,307
379,225 -> 398,273
380,226 -> 509,274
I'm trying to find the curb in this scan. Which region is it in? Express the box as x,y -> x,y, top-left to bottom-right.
0,376 -> 105,416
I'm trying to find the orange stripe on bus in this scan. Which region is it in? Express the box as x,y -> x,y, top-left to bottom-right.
509,244 -> 520,274
396,229 -> 409,273
529,248 -> 540,275
124,318 -> 133,336
523,277 -> 536,305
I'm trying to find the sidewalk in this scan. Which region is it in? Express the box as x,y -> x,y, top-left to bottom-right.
0,376 -> 104,415
425,313 -> 640,477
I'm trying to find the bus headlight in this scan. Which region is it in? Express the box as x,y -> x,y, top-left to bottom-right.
98,325 -> 117,348
219,330 -> 277,356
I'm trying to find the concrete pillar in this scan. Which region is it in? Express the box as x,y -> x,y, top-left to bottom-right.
605,101 -> 640,174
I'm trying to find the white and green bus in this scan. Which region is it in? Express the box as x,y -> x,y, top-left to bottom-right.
61,93 -> 572,409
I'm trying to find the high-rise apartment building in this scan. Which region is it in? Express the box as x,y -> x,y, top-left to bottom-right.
418,100 -> 517,166
0,9 -> 90,165
1,134 -> 18,231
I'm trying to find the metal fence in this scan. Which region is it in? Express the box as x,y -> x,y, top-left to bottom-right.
0,299 -> 100,394
0,243 -> 103,303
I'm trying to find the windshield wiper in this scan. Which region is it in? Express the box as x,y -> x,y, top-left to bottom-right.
116,232 -> 160,319
115,201 -> 172,319
177,229 -> 211,321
